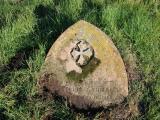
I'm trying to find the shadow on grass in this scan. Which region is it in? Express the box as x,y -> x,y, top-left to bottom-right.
0,3 -> 74,85
0,3 -> 76,120
0,15 -> 6,29
0,3 -> 74,109
33,4 -> 74,52
0,109 -> 9,120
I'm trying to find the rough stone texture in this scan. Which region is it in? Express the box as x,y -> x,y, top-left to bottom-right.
38,20 -> 128,109
70,40 -> 94,67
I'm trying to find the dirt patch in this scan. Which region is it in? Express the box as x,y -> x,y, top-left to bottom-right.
7,52 -> 26,70
40,110 -> 54,120
109,103 -> 131,119
124,51 -> 141,81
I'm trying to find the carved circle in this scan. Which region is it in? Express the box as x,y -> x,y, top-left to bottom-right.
70,40 -> 94,66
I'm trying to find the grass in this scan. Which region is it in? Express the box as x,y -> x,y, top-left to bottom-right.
0,0 -> 160,119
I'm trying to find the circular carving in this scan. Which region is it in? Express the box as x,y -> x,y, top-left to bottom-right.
70,40 -> 94,66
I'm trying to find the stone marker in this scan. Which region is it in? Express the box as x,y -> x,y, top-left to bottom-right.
38,20 -> 128,109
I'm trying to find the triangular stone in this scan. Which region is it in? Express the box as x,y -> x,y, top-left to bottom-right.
38,20 -> 128,109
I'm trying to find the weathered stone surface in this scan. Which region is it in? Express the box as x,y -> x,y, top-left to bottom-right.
38,20 -> 128,109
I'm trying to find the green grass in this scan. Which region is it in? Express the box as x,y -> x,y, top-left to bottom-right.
0,0 -> 160,119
